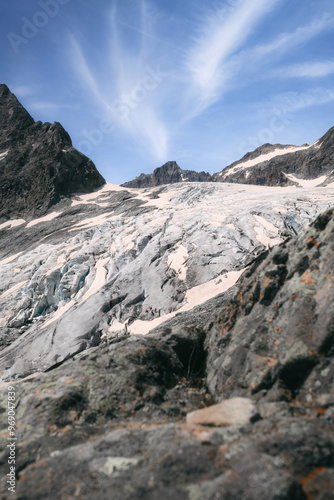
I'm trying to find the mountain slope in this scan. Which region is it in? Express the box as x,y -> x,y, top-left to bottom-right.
0,84 -> 105,222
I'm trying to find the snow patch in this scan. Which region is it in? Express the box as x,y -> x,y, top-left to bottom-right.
27,212 -> 62,228
167,244 -> 189,281
0,281 -> 27,300
70,182 -> 128,207
253,215 -> 279,234
0,150 -> 8,161
148,216 -> 169,227
121,269 -> 244,336
68,213 -> 117,231
140,189 -> 178,209
42,256 -> 110,329
0,219 -> 25,231
254,226 -> 282,249
78,256 -> 110,304
42,298 -> 77,329
283,173 -> 328,188
0,252 -> 23,266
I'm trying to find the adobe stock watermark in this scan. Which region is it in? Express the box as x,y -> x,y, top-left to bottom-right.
237,89 -> 330,156
77,65 -> 168,158
6,386 -> 17,494
238,106 -> 293,156
8,0 -> 71,54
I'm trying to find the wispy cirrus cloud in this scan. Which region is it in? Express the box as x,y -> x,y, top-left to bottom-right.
69,1 -> 169,162
70,36 -> 110,110
66,0 -> 334,171
208,14 -> 334,92
251,87 -> 334,122
278,88 -> 334,113
184,0 -> 281,116
247,14 -> 334,60
268,60 -> 334,79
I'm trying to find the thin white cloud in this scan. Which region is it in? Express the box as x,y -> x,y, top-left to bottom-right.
249,14 -> 334,59
252,88 -> 334,121
66,1 -> 334,169
184,0 -> 281,115
221,14 -> 334,88
27,101 -> 80,113
11,85 -> 34,97
270,61 -> 334,79
279,88 -> 334,113
69,36 -> 109,110
69,1 -> 169,162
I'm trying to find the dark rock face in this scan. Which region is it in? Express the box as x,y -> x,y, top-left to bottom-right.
1,209 -> 333,499
214,127 -> 334,186
122,160 -> 212,188
0,84 -> 105,222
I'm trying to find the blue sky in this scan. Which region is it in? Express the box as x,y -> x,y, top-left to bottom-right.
1,0 -> 334,184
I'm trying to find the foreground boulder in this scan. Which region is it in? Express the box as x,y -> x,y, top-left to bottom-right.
186,397 -> 258,426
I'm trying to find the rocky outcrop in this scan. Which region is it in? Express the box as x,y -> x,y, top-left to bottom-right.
122,160 -> 212,188
213,127 -> 334,186
205,208 -> 334,403
0,84 -> 105,222
0,208 -> 333,499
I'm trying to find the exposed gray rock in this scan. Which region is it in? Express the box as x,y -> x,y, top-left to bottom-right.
205,209 -> 334,405
122,127 -> 334,189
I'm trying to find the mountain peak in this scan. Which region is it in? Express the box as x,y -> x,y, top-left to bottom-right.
0,85 -> 105,222
122,160 -> 212,188
0,84 -> 35,149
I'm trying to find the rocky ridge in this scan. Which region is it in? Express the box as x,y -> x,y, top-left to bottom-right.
0,84 -> 105,222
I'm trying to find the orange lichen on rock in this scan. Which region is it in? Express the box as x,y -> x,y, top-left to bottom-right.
300,466 -> 325,487
301,271 -> 315,285
65,378 -> 76,385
